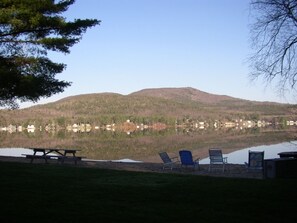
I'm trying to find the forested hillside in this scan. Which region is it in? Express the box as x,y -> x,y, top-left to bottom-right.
0,87 -> 296,126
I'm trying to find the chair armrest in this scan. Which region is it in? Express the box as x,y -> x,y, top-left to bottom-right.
194,157 -> 200,162
223,157 -> 228,163
170,156 -> 180,162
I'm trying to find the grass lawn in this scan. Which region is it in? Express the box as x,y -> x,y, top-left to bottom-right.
0,161 -> 296,223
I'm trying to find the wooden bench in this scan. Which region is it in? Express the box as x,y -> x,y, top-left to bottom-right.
264,158 -> 297,179
57,156 -> 86,165
23,154 -> 58,163
278,152 -> 297,159
23,154 -> 85,165
23,148 -> 85,165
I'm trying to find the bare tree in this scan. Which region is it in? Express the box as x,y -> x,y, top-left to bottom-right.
249,0 -> 297,94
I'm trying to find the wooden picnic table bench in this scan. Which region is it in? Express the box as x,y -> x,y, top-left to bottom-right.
23,148 -> 85,165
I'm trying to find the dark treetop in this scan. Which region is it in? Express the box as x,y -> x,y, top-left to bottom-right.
0,0 -> 100,108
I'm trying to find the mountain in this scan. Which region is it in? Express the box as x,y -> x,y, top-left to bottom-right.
130,87 -> 239,104
0,87 -> 296,124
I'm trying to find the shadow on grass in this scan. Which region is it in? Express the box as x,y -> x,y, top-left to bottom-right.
0,161 -> 296,222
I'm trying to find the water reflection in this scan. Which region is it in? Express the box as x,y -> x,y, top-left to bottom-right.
0,126 -> 296,162
0,148 -> 33,157
1,141 -> 297,164
200,141 -> 297,164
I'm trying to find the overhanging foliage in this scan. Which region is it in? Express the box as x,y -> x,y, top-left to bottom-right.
0,0 -> 100,108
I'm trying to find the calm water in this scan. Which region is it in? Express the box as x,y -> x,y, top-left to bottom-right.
1,141 -> 297,164
0,126 -> 296,163
200,141 -> 297,164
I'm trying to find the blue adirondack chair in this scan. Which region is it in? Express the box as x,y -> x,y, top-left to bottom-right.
179,150 -> 200,170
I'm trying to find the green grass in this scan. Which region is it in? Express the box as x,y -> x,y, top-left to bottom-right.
0,162 -> 296,223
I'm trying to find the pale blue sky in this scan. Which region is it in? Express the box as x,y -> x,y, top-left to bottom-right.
21,0 -> 297,107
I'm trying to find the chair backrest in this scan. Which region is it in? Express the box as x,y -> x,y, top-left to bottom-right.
179,150 -> 194,165
248,151 -> 264,169
209,149 -> 223,163
159,152 -> 172,164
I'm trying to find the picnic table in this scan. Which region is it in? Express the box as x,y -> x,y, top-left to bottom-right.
278,151 -> 297,159
23,148 -> 85,164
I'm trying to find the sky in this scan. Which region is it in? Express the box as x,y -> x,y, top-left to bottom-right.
21,0 -> 297,108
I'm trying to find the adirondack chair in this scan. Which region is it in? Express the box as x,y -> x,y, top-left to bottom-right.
208,149 -> 228,172
245,150 -> 264,172
179,150 -> 200,170
159,152 -> 179,170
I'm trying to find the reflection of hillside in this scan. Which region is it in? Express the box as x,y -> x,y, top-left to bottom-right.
1,87 -> 296,161
0,126 -> 296,162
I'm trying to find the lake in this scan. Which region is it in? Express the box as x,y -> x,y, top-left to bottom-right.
0,126 -> 296,163
1,141 -> 297,164
200,141 -> 297,164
